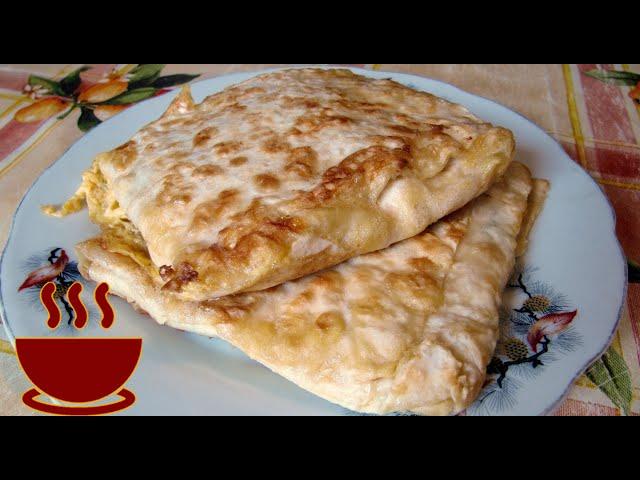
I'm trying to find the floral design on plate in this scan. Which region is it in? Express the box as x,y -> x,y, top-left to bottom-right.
346,265 -> 582,416
467,266 -> 581,415
17,247 -> 84,328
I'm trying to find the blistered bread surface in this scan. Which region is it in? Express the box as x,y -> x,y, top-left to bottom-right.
85,68 -> 515,300
77,163 -> 544,415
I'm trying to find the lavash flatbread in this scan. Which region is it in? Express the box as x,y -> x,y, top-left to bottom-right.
51,68 -> 515,301
76,162 -> 547,415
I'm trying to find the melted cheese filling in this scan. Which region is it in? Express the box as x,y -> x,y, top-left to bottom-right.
43,161 -> 156,276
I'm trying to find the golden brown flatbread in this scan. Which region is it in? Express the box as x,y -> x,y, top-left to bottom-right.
50,68 -> 515,301
76,163 -> 547,415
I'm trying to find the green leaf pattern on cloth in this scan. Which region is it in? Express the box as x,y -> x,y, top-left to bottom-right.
77,107 -> 101,132
585,69 -> 640,86
104,87 -> 158,105
152,74 -> 200,88
59,66 -> 91,96
28,75 -> 64,96
585,346 -> 633,415
628,260 -> 640,283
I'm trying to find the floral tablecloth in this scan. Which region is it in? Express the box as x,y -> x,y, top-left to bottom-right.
0,64 -> 638,416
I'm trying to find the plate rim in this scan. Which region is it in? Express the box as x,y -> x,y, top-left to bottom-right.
0,65 -> 628,416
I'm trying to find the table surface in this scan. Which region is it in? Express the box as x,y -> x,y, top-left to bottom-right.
0,64 -> 638,416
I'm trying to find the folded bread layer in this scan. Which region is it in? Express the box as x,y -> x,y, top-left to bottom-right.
77,162 -> 546,415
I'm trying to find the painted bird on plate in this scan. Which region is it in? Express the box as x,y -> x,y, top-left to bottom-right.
527,310 -> 578,352
18,248 -> 69,291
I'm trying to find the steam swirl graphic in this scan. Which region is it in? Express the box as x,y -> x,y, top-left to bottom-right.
67,282 -> 88,329
40,282 -> 61,329
94,282 -> 115,329
40,281 -> 115,330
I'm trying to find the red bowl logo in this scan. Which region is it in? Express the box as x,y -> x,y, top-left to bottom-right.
16,280 -> 142,415
17,338 -> 141,403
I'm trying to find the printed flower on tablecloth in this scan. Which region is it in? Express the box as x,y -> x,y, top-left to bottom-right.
583,67 -> 640,284
22,84 -> 49,100
630,83 -> 640,103
584,68 -> 640,104
13,64 -> 199,132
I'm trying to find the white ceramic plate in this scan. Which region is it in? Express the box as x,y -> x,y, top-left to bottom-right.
0,67 -> 626,415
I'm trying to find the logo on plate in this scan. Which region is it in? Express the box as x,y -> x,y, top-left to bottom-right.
16,277 -> 142,416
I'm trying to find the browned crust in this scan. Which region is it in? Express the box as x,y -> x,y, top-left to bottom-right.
75,163 -> 543,415
85,68 -> 515,300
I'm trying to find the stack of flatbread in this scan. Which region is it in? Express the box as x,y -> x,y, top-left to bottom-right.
50,69 -> 548,415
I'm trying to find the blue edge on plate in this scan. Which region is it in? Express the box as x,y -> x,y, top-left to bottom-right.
0,67 -> 628,416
